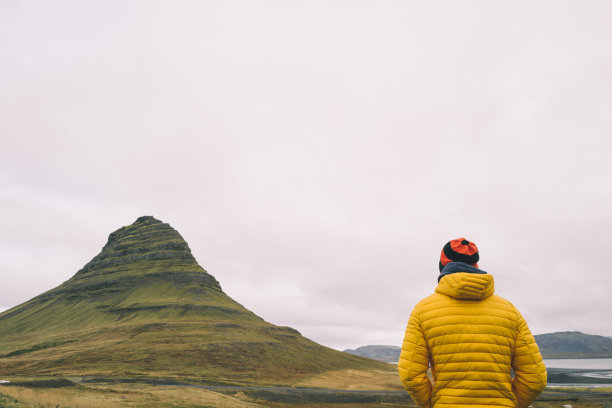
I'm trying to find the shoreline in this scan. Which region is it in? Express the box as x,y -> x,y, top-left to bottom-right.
546,367 -> 612,389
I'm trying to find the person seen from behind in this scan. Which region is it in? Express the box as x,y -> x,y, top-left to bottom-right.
398,238 -> 546,408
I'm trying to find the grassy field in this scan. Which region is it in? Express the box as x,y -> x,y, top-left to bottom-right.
1,373 -> 612,408
0,382 -> 262,408
294,368 -> 403,391
0,371 -> 404,408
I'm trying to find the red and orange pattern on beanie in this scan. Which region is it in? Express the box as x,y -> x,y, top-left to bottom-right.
439,238 -> 479,272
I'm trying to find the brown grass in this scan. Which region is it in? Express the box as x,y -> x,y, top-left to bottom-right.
0,367 -> 406,407
3,375 -> 610,408
0,384 -> 263,408
294,368 -> 404,391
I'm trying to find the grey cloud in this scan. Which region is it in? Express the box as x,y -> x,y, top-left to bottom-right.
1,1 -> 611,350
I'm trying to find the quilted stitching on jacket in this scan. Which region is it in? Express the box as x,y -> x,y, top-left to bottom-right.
398,270 -> 547,408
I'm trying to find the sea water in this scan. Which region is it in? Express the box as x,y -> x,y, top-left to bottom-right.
544,358 -> 612,388
543,358 -> 612,370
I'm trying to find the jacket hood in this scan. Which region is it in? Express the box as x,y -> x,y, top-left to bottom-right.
435,262 -> 494,300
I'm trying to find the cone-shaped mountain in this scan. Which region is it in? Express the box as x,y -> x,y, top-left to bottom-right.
0,216 -> 386,385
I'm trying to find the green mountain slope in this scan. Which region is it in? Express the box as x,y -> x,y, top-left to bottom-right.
0,216 -> 387,386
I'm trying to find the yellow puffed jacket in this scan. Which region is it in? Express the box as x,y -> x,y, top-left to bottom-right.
398,264 -> 547,408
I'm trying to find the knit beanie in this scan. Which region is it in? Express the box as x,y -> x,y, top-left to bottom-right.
439,238 -> 479,272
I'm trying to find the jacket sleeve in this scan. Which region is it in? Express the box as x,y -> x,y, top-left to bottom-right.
398,306 -> 432,408
511,310 -> 547,408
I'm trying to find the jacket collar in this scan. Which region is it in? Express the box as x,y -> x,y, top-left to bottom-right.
435,262 -> 495,300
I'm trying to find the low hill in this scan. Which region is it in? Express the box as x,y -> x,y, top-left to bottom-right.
348,332 -> 612,362
0,216 -> 388,386
344,345 -> 400,363
534,331 -> 612,358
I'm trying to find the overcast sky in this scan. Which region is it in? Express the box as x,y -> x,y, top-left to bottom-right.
1,1 -> 611,351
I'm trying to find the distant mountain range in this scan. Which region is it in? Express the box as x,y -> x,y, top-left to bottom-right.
345,332 -> 612,362
344,345 -> 402,363
534,331 -> 612,358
